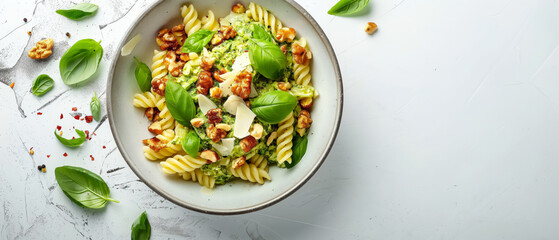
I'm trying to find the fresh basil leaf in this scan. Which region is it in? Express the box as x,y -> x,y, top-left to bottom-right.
249,38 -> 287,80
55,166 -> 119,209
59,39 -> 103,86
284,134 -> 308,169
328,0 -> 369,16
252,91 -> 297,124
252,24 -> 275,43
54,129 -> 86,147
131,211 -> 151,240
90,92 -> 101,121
134,57 -> 152,92
56,3 -> 98,20
182,131 -> 200,158
31,74 -> 54,96
182,29 -> 215,53
165,81 -> 196,127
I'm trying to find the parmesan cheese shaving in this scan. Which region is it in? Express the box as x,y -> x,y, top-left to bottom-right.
233,103 -> 255,138
120,34 -> 141,56
197,94 -> 217,115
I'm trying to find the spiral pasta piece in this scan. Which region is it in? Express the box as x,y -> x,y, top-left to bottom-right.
178,169 -> 216,189
157,104 -> 175,130
133,92 -> 163,108
151,50 -> 168,80
276,112 -> 294,165
160,154 -> 207,174
293,38 -> 312,86
201,10 -> 219,31
181,4 -> 202,36
249,154 -> 268,170
246,2 -> 283,36
143,130 -> 182,161
231,163 -> 271,184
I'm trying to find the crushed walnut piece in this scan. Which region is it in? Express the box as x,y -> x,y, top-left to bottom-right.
250,123 -> 264,140
297,110 -> 312,129
278,82 -> 292,91
300,97 -> 313,109
240,135 -> 257,153
28,38 -> 53,59
209,87 -> 222,99
220,25 -> 237,40
145,107 -> 161,122
232,3 -> 246,13
163,51 -> 185,77
200,56 -> 215,71
206,124 -> 227,142
151,77 -> 167,96
148,121 -> 163,134
200,150 -> 219,163
142,137 -> 168,152
196,70 -> 214,95
213,68 -> 227,83
231,70 -> 252,99
156,28 -> 180,51
364,22 -> 378,35
171,24 -> 186,45
190,118 -> 205,128
206,108 -> 222,124
292,42 -> 312,66
232,156 -> 246,169
215,123 -> 231,131
275,27 -> 296,42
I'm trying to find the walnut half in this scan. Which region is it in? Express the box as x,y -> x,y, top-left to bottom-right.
292,43 -> 312,66
28,38 -> 54,60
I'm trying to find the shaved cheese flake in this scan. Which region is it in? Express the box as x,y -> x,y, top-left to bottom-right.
231,52 -> 251,72
223,95 -> 245,115
234,103 -> 255,138
219,70 -> 239,97
212,138 -> 235,156
249,83 -> 258,98
197,94 -> 217,114
120,34 -> 142,56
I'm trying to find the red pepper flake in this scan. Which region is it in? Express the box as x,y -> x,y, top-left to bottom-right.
37,112 -> 42,115
85,130 -> 90,140
102,145 -> 106,149
56,125 -> 62,131
90,155 -> 94,161
60,114 -> 63,119
72,107 -> 77,111
85,116 -> 93,123
10,82 -> 15,88
74,115 -> 80,120
63,152 -> 68,157
71,137 -> 75,139
47,155 -> 50,158
80,118 -> 84,121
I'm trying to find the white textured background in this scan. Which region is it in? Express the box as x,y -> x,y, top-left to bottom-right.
2,0 -> 559,239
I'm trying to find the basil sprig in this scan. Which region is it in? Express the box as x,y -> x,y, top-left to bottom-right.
54,129 -> 86,147
182,131 -> 200,158
56,3 -> 98,20
252,24 -> 275,43
165,81 -> 196,127
328,0 -> 370,16
55,166 -> 119,209
248,38 -> 287,80
251,91 -> 297,124
134,57 -> 152,92
90,92 -> 101,121
59,39 -> 103,86
31,74 -> 54,96
131,211 -> 151,240
182,29 -> 215,53
284,134 -> 308,168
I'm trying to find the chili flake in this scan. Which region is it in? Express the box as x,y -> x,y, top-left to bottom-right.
85,116 -> 93,123
60,114 -> 63,119
72,107 -> 77,111
37,112 -> 42,115
102,145 -> 106,149
74,115 -> 80,120
56,125 -> 62,131
90,155 -> 94,161
47,155 -> 50,158
63,152 -> 68,157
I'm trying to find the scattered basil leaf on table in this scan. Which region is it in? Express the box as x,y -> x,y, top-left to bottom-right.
55,166 -> 119,209
182,131 -> 200,158
252,24 -> 275,43
251,91 -> 297,124
56,3 -> 98,20
134,57 -> 152,92
284,134 -> 308,169
248,38 -> 287,80
131,211 -> 151,240
59,39 -> 103,86
90,92 -> 101,121
31,74 -> 54,96
165,81 -> 196,127
328,0 -> 370,16
182,29 -> 215,53
54,129 -> 86,147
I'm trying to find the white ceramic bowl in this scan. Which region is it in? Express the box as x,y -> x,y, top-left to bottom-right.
107,0 -> 343,214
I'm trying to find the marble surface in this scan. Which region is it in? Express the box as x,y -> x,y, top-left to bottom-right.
2,0 -> 559,239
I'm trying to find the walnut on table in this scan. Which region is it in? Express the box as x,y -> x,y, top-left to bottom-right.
28,38 -> 54,60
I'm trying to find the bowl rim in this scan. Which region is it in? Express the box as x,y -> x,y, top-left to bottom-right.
106,0 -> 344,215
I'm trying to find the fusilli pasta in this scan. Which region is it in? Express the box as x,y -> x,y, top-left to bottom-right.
293,38 -> 312,86
160,154 -> 208,174
178,169 -> 216,189
246,2 -> 283,36
276,112 -> 294,165
133,92 -> 162,109
201,10 -> 219,31
151,49 -> 168,80
181,4 -> 202,36
231,163 -> 271,184
143,130 -> 182,161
